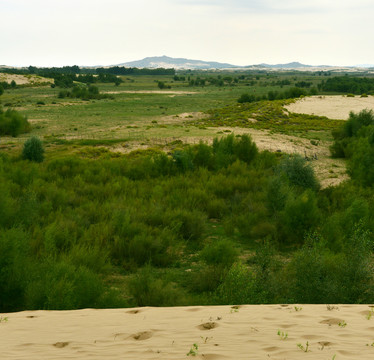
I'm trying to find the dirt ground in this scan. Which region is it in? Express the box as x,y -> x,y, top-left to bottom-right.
285,95 -> 374,120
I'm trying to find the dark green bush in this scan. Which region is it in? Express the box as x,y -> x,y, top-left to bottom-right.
200,239 -> 238,268
128,266 -> 184,306
22,136 -> 45,162
277,155 -> 320,191
0,108 -> 31,137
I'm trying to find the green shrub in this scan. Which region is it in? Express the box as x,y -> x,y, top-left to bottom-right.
0,108 -> 31,137
128,266 -> 184,306
168,208 -> 206,243
22,136 -> 45,162
281,190 -> 321,244
215,263 -> 256,304
238,93 -> 256,103
26,261 -> 104,310
277,155 -> 320,191
200,239 -> 238,268
0,228 -> 29,311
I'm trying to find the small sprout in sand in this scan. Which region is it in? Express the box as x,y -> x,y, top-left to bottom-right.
0,317 -> 8,323
366,342 -> 374,347
277,330 -> 288,340
200,336 -> 212,344
187,343 -> 199,357
230,305 -> 240,313
366,309 -> 374,320
331,355 -> 336,360
338,320 -> 347,328
294,306 -> 303,312
297,341 -> 309,352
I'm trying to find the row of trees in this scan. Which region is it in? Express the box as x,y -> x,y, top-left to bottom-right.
321,76 -> 374,94
237,87 -> 313,103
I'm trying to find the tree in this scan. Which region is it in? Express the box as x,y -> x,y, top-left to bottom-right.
0,84 -> 3,96
22,136 -> 45,163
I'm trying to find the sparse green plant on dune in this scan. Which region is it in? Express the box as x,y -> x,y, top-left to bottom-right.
277,330 -> 288,340
297,341 -> 309,352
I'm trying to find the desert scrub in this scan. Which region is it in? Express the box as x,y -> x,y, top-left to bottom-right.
193,99 -> 341,135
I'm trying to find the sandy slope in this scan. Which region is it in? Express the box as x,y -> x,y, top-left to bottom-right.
2,305 -> 374,359
285,95 -> 374,120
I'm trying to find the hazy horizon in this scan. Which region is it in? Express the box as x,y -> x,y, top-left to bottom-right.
1,0 -> 373,68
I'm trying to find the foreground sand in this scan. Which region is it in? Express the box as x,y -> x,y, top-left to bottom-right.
2,305 -> 374,359
285,95 -> 374,120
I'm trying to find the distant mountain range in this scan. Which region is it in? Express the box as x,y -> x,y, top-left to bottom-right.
116,56 -> 237,70
114,56 -> 348,70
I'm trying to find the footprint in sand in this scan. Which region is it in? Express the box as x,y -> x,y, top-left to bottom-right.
319,318 -> 344,326
198,322 -> 218,330
126,309 -> 142,314
318,341 -> 332,350
53,342 -> 69,348
132,331 -> 153,340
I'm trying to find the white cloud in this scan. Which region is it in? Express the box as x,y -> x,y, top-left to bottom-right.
0,0 -> 374,66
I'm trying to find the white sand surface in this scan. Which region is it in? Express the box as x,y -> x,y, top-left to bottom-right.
2,305 -> 374,359
285,95 -> 374,120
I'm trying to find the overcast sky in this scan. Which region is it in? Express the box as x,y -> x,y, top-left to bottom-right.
1,0 -> 373,67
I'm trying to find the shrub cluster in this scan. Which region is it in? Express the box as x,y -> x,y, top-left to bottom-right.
58,85 -> 111,100
0,108 -> 31,137
330,109 -> 374,186
1,134 -> 374,311
238,87 -> 308,104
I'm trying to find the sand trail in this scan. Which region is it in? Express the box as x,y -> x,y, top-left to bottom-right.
1,305 -> 374,359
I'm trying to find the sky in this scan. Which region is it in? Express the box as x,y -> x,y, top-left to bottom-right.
1,0 -> 373,67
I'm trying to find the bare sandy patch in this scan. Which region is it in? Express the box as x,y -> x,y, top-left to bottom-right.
1,305 -> 374,359
158,112 -> 209,124
0,73 -> 53,85
285,95 -> 374,120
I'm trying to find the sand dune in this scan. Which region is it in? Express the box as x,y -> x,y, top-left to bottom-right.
285,95 -> 374,120
2,305 -> 374,359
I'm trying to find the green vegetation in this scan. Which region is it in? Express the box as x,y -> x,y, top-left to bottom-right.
58,85 -> 112,100
1,134 -> 374,311
321,76 -> 374,94
193,99 -> 341,135
1,68 -> 374,312
0,108 -> 31,137
238,87 -> 309,103
331,109 -> 374,186
22,136 -> 45,162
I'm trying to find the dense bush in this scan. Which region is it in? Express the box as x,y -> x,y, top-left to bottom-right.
321,76 -> 374,94
22,136 -> 45,162
0,108 -> 31,137
58,85 -> 111,100
277,155 -> 320,191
